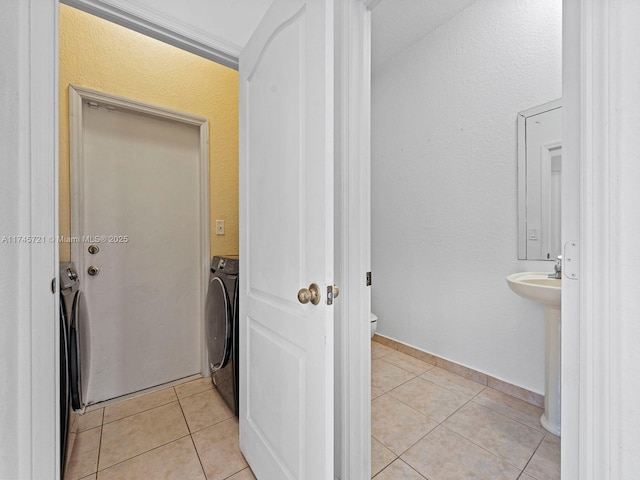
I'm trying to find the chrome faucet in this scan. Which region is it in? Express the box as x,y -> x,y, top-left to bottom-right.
549,255 -> 562,279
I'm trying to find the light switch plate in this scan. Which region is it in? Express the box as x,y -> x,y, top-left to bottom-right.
215,220 -> 225,235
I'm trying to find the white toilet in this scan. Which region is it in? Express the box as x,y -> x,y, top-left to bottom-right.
370,313 -> 378,338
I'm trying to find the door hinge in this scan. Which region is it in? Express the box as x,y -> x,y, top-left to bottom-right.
51,278 -> 56,294
563,241 -> 579,279
366,272 -> 372,286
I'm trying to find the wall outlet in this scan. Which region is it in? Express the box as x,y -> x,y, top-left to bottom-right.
215,220 -> 225,235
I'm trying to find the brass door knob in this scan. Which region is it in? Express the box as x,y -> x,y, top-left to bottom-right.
298,283 -> 321,305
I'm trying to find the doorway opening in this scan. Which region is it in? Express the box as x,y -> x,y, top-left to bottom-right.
59,5 -> 239,477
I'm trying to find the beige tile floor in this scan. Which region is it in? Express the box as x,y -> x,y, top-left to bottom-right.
66,343 -> 560,480
64,377 -> 256,480
371,341 -> 560,480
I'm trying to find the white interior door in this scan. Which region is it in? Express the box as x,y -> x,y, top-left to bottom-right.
75,97 -> 204,404
239,0 -> 335,478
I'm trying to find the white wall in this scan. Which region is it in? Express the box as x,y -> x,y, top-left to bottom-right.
371,0 -> 561,393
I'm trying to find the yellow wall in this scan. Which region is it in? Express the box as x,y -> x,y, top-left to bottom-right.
59,4 -> 239,261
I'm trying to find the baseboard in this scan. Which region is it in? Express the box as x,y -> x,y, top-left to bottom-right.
372,334 -> 544,408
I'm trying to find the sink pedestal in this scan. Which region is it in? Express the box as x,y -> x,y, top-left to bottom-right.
541,305 -> 561,436
506,272 -> 561,436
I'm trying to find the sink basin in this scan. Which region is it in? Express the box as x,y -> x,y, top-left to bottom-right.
506,271 -> 562,436
506,272 -> 561,307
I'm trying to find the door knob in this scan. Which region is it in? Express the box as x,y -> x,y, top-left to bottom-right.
298,283 -> 321,305
87,265 -> 100,276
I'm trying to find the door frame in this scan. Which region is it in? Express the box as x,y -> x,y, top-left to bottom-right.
18,0 -> 629,479
68,85 -> 211,380
561,0 -> 638,477
334,1 -> 374,478
9,1 -> 60,477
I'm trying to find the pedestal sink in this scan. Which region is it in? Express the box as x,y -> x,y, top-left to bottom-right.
506,272 -> 561,436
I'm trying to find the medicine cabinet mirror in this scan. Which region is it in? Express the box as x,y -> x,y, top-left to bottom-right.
518,99 -> 562,260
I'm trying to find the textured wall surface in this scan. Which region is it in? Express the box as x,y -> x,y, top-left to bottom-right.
59,4 -> 239,260
371,0 -> 476,71
372,0 -> 561,393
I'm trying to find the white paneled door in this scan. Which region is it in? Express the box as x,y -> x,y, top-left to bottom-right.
239,0 -> 335,478
74,93 -> 205,404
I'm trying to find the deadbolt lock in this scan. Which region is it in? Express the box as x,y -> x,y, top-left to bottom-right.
87,265 -> 100,276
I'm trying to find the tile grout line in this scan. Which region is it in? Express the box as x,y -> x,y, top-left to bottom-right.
372,341 -> 557,479
392,368 -> 546,437
464,398 -> 546,438
377,385 -> 484,459
372,368 -> 488,458
441,388 -> 543,472
379,385 -> 533,472
95,407 -> 105,476
189,435 -> 207,479
222,466 -> 251,480
399,457 -> 428,480
177,395 -> 235,435
174,379 -> 215,401
419,369 -> 486,397
175,385 -> 209,480
95,379 -> 213,428
380,455 -> 398,477
469,396 -> 548,435
372,456 -> 428,480
438,384 -> 486,423
517,433 -> 547,478
95,414 -> 104,478
95,433 -> 193,474
370,439 -> 397,479
381,373 -> 486,420
91,381 -> 196,475
441,385 -> 550,474
376,350 -> 438,374
101,393 -> 178,425
438,423 -> 528,473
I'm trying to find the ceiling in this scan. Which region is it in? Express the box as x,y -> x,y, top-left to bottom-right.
371,0 -> 478,71
211,0 -> 478,71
